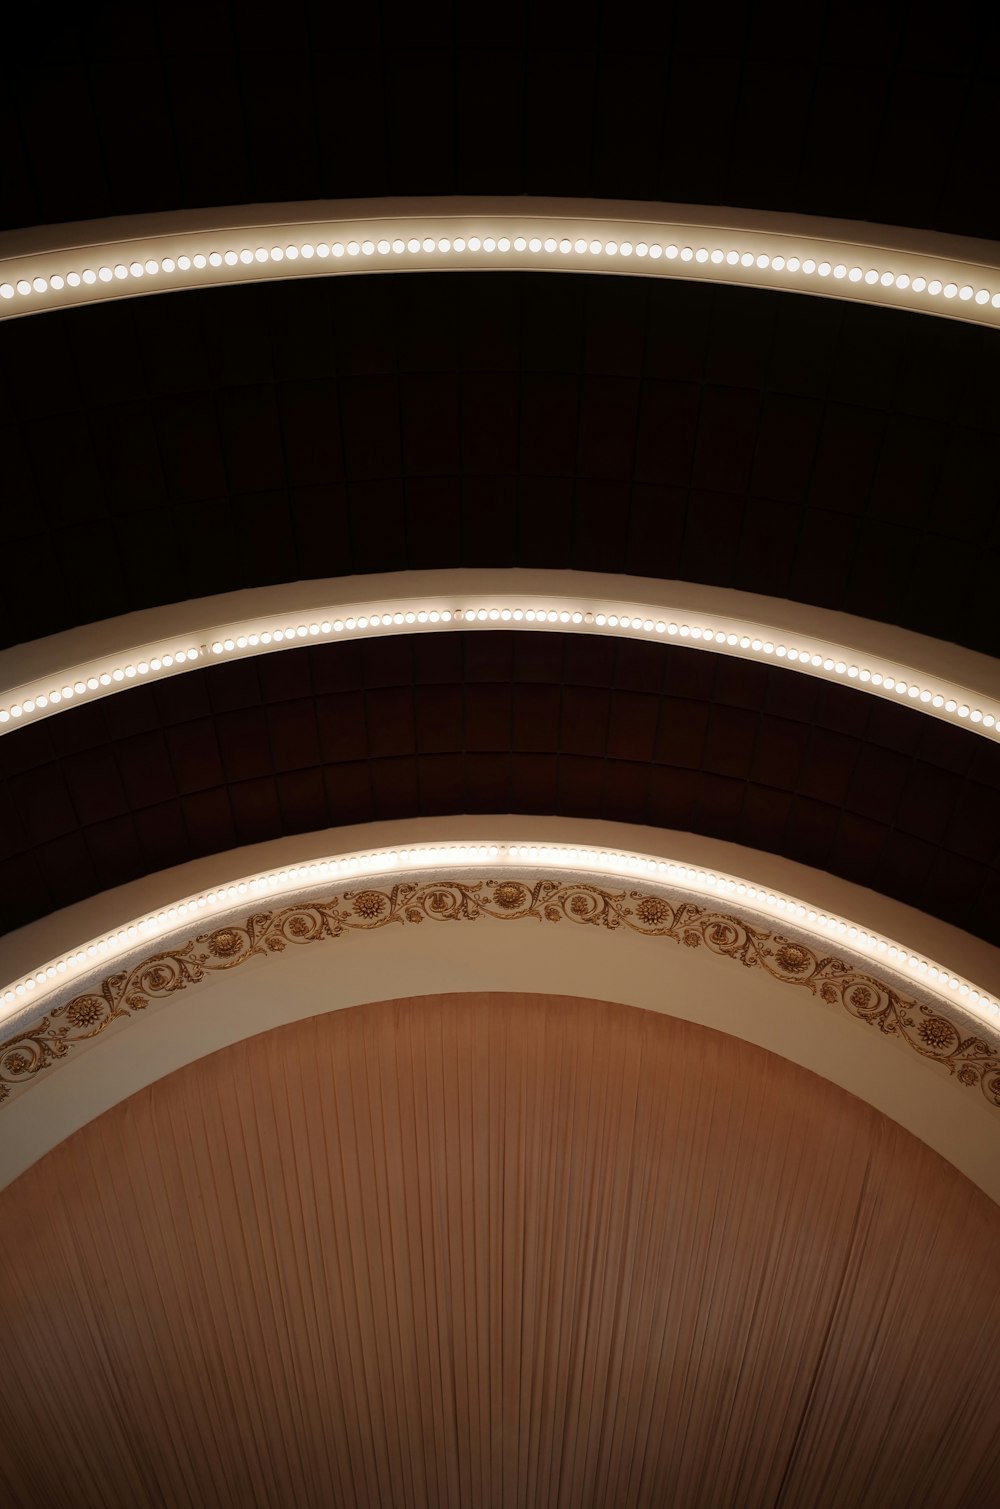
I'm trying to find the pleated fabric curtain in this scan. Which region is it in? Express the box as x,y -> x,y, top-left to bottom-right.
1,993 -> 999,1508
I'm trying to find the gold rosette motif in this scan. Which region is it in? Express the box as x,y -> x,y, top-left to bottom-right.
489,880 -> 531,913
767,939 -> 818,980
53,993 -> 114,1033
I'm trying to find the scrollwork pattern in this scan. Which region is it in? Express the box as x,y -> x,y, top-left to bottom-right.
1,879 -> 998,1110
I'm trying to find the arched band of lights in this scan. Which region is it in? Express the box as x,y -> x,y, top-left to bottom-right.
2,581 -> 998,740
4,839 -> 998,1029
1,199 -> 999,327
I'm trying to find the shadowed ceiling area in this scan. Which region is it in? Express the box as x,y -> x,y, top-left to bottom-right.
4,0 -> 999,241
4,634 -> 1000,942
3,271 -> 999,942
4,1 -> 1000,961
4,272 -> 999,657
2,994 -> 999,1508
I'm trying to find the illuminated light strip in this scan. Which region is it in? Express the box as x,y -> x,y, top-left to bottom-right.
2,589 -> 998,740
1,200 -> 999,327
4,839 -> 998,1028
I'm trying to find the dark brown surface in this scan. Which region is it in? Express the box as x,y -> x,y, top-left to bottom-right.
4,0 -> 999,241
3,273 -> 999,656
3,633 -> 999,942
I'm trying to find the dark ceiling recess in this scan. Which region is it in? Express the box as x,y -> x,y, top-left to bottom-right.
3,0 -> 999,241
2,634 -> 999,944
3,272 -> 999,657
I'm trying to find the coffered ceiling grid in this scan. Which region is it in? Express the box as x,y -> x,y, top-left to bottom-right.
3,272 -> 999,656
4,0 -> 998,240
2,634 -> 999,943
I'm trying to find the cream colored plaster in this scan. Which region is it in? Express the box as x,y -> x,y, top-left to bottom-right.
4,818 -> 998,1004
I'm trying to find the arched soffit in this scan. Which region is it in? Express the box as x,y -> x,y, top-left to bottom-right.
1,820 -> 998,1200
3,200 -> 1000,326
4,572 -> 998,742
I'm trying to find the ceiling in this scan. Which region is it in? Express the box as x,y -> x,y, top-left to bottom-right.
3,270 -> 1000,936
3,5 -> 1000,946
3,9 -> 1000,1501
4,632 -> 1000,943
4,0 -> 999,241
3,273 -> 1000,656
3,995 -> 1000,1508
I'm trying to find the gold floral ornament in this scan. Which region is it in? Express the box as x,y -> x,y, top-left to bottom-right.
567,891 -> 598,919
492,881 -> 528,911
64,999 -> 104,1029
773,942 -> 813,976
634,896 -> 673,927
918,1017 -> 958,1052
0,879 -> 998,1110
350,891 -> 388,921
0,989 -> 118,1096
207,927 -> 245,959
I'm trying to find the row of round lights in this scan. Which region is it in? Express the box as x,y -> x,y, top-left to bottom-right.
0,646 -> 202,723
4,841 -> 998,1026
2,600 -> 997,738
2,230 -> 999,316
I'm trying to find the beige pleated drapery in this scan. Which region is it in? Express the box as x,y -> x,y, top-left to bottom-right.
1,992 -> 999,1507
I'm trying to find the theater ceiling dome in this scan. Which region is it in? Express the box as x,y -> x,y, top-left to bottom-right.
2,1 -> 1000,1504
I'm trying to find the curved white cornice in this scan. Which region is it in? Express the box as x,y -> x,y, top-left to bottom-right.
5,820 -> 998,1028
2,571 -> 998,741
1,198 -> 999,326
1,819 -> 998,1201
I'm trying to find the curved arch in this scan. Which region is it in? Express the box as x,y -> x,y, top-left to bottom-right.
3,571 -> 998,741
3,826 -> 995,1026
2,818 -> 998,1199
2,199 -> 999,326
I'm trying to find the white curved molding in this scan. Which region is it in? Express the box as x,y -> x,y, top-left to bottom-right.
5,821 -> 997,1026
11,820 -> 996,1004
1,818 -> 998,1201
1,570 -> 998,741
1,197 -> 999,327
